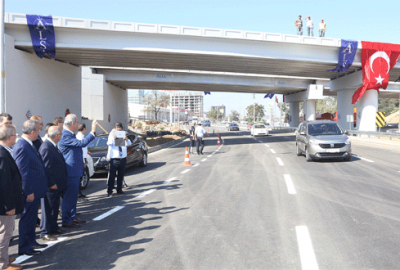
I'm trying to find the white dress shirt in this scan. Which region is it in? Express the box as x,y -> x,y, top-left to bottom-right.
107,130 -> 132,159
76,132 -> 90,159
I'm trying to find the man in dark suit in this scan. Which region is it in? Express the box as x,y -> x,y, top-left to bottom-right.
58,114 -> 96,228
0,124 -> 23,270
30,115 -> 44,151
39,126 -> 68,241
13,120 -> 48,256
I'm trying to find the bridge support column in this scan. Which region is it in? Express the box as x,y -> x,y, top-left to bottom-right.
289,102 -> 299,127
304,100 -> 316,121
356,90 -> 378,132
337,89 -> 356,130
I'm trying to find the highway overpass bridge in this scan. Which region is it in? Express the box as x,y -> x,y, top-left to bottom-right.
4,13 -> 400,131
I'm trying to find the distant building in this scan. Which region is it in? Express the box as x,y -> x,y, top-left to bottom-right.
211,104 -> 226,119
128,89 -> 145,104
171,92 -> 203,117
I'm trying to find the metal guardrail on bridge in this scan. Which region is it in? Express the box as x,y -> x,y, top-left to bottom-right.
346,130 -> 400,140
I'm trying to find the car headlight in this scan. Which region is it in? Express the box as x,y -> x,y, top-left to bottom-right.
309,139 -> 318,145
345,139 -> 351,145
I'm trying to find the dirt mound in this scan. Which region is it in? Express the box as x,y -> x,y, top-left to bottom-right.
386,110 -> 399,124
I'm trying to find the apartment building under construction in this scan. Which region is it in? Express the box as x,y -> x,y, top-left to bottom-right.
171,92 -> 204,117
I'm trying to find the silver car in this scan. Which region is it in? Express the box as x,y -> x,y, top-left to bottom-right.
295,120 -> 351,162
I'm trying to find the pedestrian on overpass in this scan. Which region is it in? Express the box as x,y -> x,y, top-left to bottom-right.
305,16 -> 314,36
295,15 -> 303,35
189,122 -> 196,154
195,123 -> 207,155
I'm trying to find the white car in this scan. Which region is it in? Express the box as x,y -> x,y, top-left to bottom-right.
251,124 -> 269,136
225,122 -> 231,128
80,153 -> 95,189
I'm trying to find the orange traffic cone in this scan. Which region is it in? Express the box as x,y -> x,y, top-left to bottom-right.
183,146 -> 192,166
217,137 -> 221,145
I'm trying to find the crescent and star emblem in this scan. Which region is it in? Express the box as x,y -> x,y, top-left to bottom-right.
370,51 -> 390,85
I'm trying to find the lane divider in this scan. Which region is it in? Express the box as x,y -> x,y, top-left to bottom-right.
284,174 -> 296,194
352,154 -> 374,163
193,163 -> 200,167
137,189 -> 157,198
163,177 -> 177,184
296,226 -> 319,270
201,158 -> 207,162
181,169 -> 191,174
264,144 -> 270,148
270,149 -> 276,154
276,157 -> 284,166
93,206 -> 125,221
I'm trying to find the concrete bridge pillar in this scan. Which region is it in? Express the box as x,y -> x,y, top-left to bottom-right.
289,101 -> 299,127
336,89 -> 356,130
304,100 -> 316,121
356,90 -> 378,132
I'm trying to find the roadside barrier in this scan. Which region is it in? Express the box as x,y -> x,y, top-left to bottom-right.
183,146 -> 192,166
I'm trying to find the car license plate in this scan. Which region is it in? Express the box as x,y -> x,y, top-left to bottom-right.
325,149 -> 340,153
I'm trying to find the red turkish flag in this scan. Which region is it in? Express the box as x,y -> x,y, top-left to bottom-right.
275,96 -> 279,104
352,41 -> 400,104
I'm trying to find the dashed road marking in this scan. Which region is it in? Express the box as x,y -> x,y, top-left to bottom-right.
13,236 -> 68,265
296,226 -> 319,270
276,158 -> 284,166
193,163 -> 200,167
352,154 -> 374,163
284,174 -> 296,194
137,189 -> 157,198
181,169 -> 191,174
163,177 -> 177,184
264,144 -> 270,148
270,149 -> 276,154
93,206 -> 125,221
201,158 -> 207,162
207,155 -> 212,157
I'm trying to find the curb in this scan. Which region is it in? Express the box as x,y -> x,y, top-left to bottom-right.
148,135 -> 189,153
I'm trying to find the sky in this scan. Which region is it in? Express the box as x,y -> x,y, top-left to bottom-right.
5,0 -> 400,117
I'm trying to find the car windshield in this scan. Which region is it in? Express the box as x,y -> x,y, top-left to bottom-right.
254,125 -> 265,128
308,123 -> 343,136
231,124 -> 238,126
87,136 -> 108,149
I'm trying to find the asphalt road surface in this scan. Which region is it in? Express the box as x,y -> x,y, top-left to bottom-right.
9,126 -> 400,270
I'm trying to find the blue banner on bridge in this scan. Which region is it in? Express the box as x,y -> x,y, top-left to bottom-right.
264,94 -> 274,99
26,15 -> 56,59
204,92 -> 211,95
328,39 -> 358,73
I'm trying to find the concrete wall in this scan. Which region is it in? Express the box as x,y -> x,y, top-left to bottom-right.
5,34 -> 81,136
81,67 -> 128,133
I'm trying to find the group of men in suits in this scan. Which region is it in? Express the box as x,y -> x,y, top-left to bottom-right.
0,113 -> 96,270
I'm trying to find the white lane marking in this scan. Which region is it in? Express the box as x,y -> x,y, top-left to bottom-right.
181,169 -> 191,174
270,149 -> 276,154
264,144 -> 270,148
207,155 -> 212,157
137,189 -> 157,198
163,177 -> 177,184
193,163 -> 200,167
13,237 -> 68,265
284,174 -> 296,194
352,154 -> 374,163
201,158 -> 207,162
212,152 -> 216,155
276,158 -> 284,166
93,206 -> 125,221
296,226 -> 319,270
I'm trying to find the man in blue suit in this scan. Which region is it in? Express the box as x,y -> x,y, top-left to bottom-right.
13,120 -> 48,256
58,114 -> 96,228
39,126 -> 68,240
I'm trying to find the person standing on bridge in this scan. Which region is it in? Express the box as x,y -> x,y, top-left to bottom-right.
305,16 -> 314,36
195,123 -> 207,155
295,15 -> 303,35
319,19 -> 326,37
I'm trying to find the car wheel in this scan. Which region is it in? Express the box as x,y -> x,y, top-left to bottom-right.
80,167 -> 90,189
305,147 -> 312,162
139,152 -> 148,167
296,144 -> 302,156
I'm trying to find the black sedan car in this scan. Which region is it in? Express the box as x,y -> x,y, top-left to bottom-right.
87,133 -> 148,174
227,123 -> 240,131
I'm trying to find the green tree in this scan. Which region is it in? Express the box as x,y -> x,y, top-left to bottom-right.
142,90 -> 170,121
245,103 -> 265,122
207,109 -> 221,121
378,98 -> 399,114
230,110 -> 240,122
277,103 -> 290,123
316,97 -> 337,114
